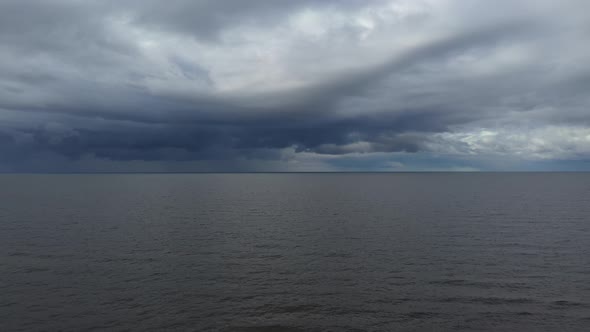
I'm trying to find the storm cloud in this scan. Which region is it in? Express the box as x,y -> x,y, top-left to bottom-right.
1,0 -> 590,171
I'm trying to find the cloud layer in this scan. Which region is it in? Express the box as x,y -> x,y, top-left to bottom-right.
1,0 -> 589,171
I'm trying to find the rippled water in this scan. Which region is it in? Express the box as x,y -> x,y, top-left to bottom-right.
1,173 -> 589,331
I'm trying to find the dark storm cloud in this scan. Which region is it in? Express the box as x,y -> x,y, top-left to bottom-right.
1,0 -> 589,171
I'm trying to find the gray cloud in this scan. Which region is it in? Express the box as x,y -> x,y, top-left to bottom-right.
1,0 -> 589,171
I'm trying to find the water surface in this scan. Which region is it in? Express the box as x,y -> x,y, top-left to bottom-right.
1,173 -> 589,331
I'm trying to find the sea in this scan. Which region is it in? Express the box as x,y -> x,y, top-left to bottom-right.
1,173 -> 589,331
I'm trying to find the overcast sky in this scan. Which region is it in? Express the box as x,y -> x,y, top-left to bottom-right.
1,0 -> 589,172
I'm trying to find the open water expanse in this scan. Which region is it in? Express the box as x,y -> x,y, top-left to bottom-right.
1,173 -> 589,331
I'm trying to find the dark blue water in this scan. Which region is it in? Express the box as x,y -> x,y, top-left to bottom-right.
1,173 -> 589,331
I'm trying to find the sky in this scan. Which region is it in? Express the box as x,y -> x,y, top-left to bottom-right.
1,0 -> 590,172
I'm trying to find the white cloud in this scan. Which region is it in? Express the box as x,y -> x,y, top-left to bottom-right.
429,126 -> 590,160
